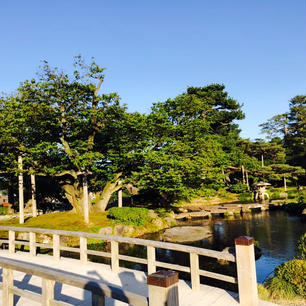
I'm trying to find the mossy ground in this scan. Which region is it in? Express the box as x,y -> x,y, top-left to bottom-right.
0,211 -> 113,233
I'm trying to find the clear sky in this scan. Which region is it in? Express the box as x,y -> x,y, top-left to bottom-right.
0,1 -> 305,139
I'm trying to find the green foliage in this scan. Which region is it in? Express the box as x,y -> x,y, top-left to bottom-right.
238,192 -> 252,202
108,207 -> 150,226
266,260 -> 306,297
228,182 -> 248,193
0,207 -> 8,215
265,276 -> 298,300
297,234 -> 306,259
298,190 -> 306,204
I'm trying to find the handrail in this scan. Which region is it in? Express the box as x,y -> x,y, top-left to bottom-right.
0,257 -> 148,306
0,226 -> 237,291
0,226 -> 236,262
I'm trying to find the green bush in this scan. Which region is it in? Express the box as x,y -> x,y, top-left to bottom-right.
108,207 -> 151,227
266,259 -> 306,298
297,233 -> 306,259
228,183 -> 248,194
298,190 -> 306,204
238,192 -> 252,202
0,207 -> 8,215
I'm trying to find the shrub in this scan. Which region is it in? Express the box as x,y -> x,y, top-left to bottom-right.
238,192 -> 252,202
298,190 -> 306,204
297,233 -> 306,259
228,183 -> 248,194
108,207 -> 150,227
266,259 -> 306,297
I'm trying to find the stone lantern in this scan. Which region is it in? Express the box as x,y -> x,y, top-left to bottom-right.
253,181 -> 271,202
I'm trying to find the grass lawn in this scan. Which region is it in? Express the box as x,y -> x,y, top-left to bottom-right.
0,211 -> 113,233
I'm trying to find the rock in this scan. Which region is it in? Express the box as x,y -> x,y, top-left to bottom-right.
162,226 -> 212,243
302,208 -> 306,216
148,210 -> 158,219
99,227 -> 113,235
114,225 -> 134,236
152,217 -> 164,228
17,232 -> 29,241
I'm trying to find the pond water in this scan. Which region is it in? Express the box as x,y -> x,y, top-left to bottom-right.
144,210 -> 306,283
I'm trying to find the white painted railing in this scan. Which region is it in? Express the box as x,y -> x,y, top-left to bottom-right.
0,226 -> 258,306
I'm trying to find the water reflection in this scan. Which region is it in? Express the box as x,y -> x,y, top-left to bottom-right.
144,210 -> 306,283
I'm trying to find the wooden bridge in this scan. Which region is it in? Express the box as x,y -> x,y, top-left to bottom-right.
0,226 -> 277,306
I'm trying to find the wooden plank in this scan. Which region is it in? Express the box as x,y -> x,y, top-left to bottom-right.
36,243 -> 53,249
53,234 -> 60,261
10,286 -> 41,303
155,261 -> 190,273
147,245 -> 156,274
190,252 -> 200,291
0,257 -> 148,306
118,254 -> 148,265
2,268 -> 13,306
51,300 -> 73,306
0,226 -> 236,261
30,232 -> 36,256
60,246 -> 80,253
80,236 -> 87,264
86,249 -> 111,258
111,240 -> 119,273
199,269 -> 237,284
9,230 -> 15,254
42,278 -> 55,306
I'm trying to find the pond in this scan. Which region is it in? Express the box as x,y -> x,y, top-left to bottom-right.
144,210 -> 306,284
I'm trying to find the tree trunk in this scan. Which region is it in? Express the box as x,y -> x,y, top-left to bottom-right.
83,174 -> 89,223
261,155 -> 264,167
94,173 -> 123,212
30,174 -> 37,217
18,155 -> 24,224
61,182 -> 84,215
284,176 -> 287,192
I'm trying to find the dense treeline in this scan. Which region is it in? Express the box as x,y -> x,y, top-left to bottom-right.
0,57 -> 305,214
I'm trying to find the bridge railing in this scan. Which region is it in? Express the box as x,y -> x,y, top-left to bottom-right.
0,226 -> 258,306
0,256 -> 150,306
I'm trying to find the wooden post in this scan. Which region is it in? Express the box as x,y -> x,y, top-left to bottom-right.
29,232 -> 36,256
53,234 -> 60,261
18,155 -> 24,224
83,174 -> 89,224
118,189 -> 122,207
42,278 -> 55,306
92,293 -> 106,306
246,171 -> 250,190
9,230 -> 15,254
111,240 -> 119,273
147,245 -> 156,274
190,252 -> 200,291
80,236 -> 88,265
242,165 -> 245,185
235,236 -> 258,306
30,173 -> 37,217
147,270 -> 179,306
2,268 -> 13,306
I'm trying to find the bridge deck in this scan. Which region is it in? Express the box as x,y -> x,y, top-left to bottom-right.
0,250 -> 276,306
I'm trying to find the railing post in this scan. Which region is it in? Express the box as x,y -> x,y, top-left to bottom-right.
80,236 -> 88,265
42,278 -> 54,306
29,232 -> 36,256
147,245 -> 156,274
8,230 -> 15,254
92,293 -> 106,306
2,268 -> 13,306
111,240 -> 119,273
190,252 -> 200,291
235,236 -> 258,306
53,234 -> 60,261
147,270 -> 179,306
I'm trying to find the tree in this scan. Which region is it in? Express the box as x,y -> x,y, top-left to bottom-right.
132,84 -> 245,204
4,57 -> 147,215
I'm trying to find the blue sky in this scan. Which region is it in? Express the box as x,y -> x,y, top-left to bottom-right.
0,1 -> 305,139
